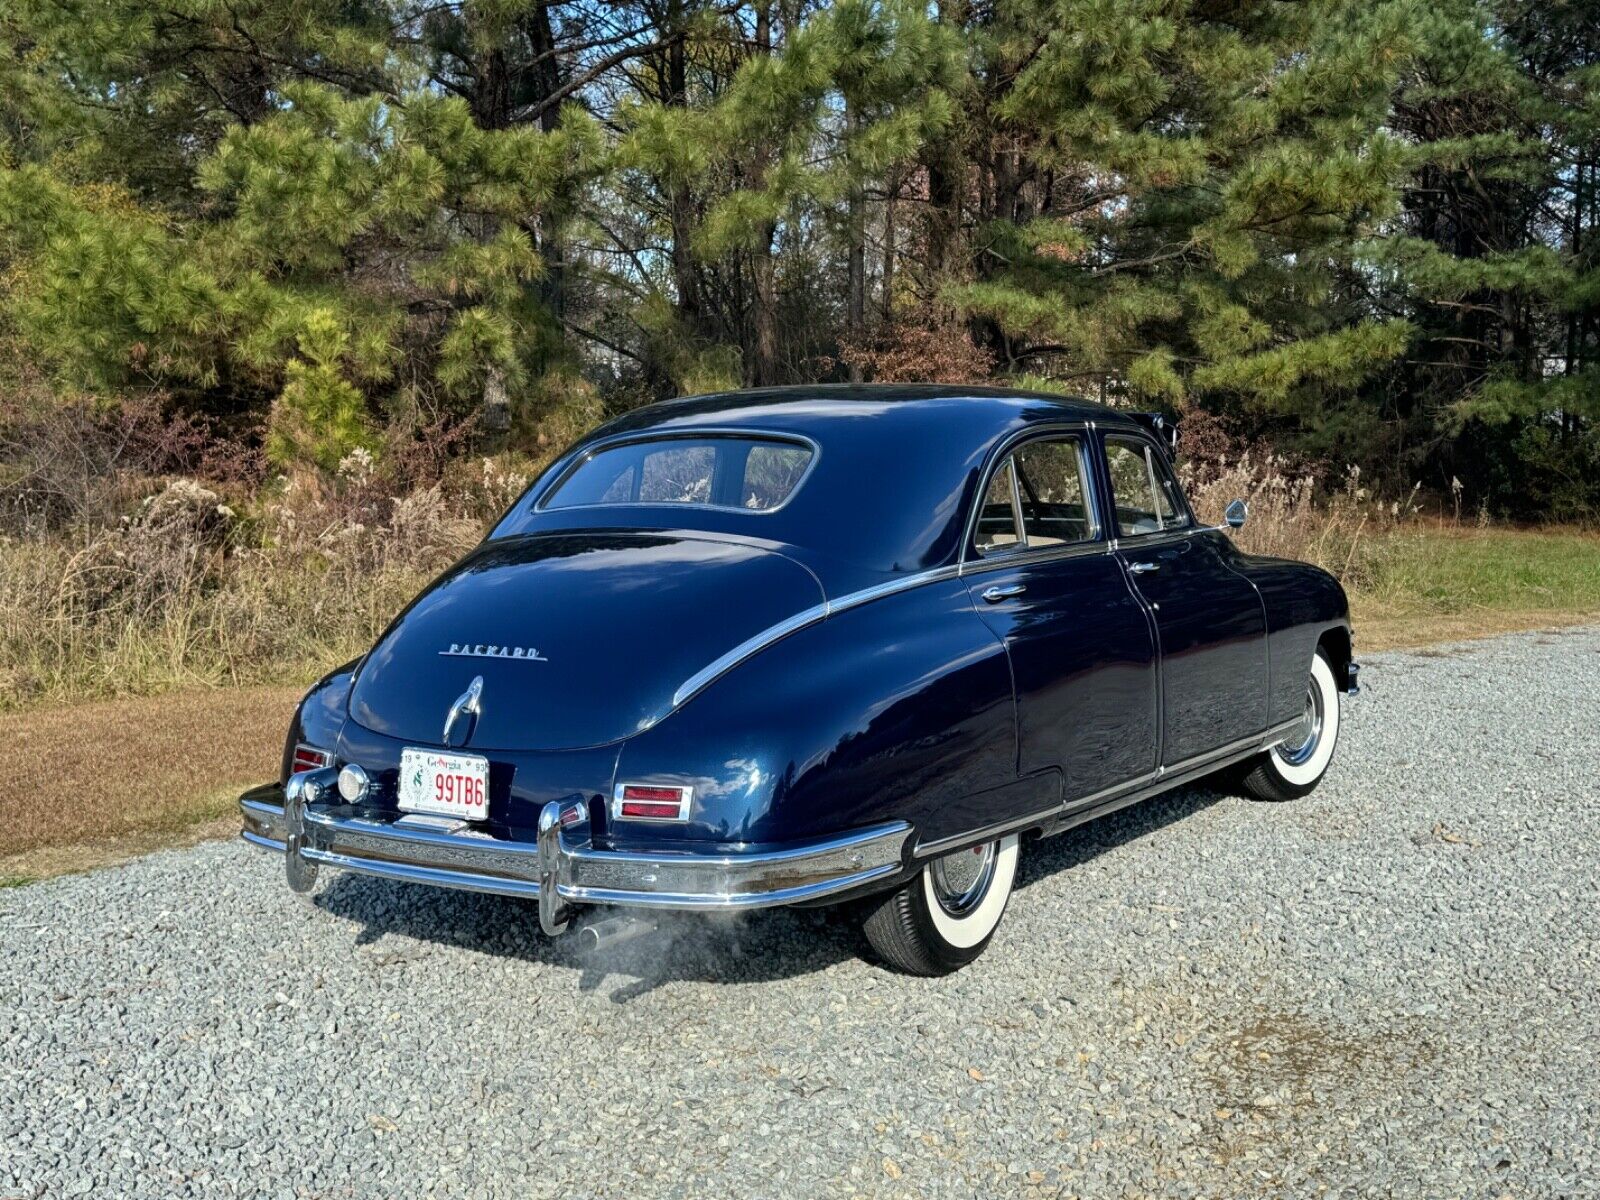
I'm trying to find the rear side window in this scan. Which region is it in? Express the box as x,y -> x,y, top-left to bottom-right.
974,460 -> 1022,553
1105,438 -> 1190,536
544,436 -> 813,512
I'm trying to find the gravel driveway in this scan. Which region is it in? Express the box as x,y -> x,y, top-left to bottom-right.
4,627 -> 1598,1199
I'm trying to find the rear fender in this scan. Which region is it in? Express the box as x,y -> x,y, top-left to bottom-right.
610,578 -> 1020,849
280,662 -> 358,783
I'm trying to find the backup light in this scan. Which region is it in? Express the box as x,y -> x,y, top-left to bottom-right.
337,762 -> 371,803
614,784 -> 692,822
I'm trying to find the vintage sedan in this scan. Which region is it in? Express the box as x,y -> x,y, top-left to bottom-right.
239,385 -> 1357,973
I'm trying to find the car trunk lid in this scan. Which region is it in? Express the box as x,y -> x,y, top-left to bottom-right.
347,531 -> 822,751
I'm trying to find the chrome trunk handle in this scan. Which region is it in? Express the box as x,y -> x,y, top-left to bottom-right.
1127,561 -> 1160,575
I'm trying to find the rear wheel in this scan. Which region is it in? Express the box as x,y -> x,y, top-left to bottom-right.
1239,650 -> 1341,801
862,834 -> 1019,974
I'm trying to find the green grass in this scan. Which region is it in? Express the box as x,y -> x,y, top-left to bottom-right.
1351,525 -> 1600,648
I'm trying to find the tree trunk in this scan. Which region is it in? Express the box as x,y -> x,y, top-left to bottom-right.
882,167 -> 899,324
748,1 -> 780,387
846,98 -> 866,381
666,19 -> 704,338
524,3 -> 567,325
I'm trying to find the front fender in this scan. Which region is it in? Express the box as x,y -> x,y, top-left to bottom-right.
1229,554 -> 1351,726
609,578 -> 1017,849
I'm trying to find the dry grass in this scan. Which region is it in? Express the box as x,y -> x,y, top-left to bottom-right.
0,455 -> 529,709
0,685 -> 299,883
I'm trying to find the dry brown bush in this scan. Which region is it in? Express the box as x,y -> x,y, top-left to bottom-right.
838,323 -> 996,383
0,446 -> 519,708
1184,453 -> 1419,588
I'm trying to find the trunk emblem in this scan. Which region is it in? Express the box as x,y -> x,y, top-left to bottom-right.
442,675 -> 484,746
440,643 -> 549,662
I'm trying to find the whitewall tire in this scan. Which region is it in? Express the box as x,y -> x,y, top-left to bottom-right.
863,834 -> 1020,974
1241,650 -> 1341,801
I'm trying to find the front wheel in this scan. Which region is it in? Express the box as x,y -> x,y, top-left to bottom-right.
862,834 -> 1020,975
1239,649 -> 1341,801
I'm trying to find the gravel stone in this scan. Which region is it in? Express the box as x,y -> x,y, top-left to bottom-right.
2,626 -> 1598,1197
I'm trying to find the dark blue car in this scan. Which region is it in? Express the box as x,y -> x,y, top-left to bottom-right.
240,385 -> 1358,973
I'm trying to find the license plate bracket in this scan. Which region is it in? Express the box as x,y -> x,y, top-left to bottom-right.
398,748 -> 491,821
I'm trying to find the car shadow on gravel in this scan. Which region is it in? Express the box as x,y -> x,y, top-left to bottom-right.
312,872 -> 867,1000
1014,783 -> 1226,890
310,782 -> 1229,998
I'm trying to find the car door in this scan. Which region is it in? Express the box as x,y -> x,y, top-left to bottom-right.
964,430 -> 1159,803
1100,433 -> 1269,766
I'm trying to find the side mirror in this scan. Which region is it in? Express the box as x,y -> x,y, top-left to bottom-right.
1224,499 -> 1248,530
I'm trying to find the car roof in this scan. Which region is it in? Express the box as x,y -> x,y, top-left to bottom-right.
596,384 -> 1136,438
494,385 -> 1145,590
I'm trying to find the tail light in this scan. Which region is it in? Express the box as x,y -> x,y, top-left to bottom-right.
612,783 -> 692,821
292,744 -> 331,774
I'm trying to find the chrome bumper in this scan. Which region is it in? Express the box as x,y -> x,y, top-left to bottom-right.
239,773 -> 911,935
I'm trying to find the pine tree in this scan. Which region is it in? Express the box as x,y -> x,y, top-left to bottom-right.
921,0 -> 1419,444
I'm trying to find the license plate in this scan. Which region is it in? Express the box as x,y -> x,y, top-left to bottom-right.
398,748 -> 490,821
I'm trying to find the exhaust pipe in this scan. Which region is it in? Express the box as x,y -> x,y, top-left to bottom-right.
577,914 -> 657,955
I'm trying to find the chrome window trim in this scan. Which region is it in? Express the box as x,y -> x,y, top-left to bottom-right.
1007,458 -> 1028,547
533,428 -> 822,516
958,424 -> 1105,575
959,539 -> 1113,579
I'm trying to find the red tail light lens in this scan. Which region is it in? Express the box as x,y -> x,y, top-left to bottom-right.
292,744 -> 331,774
614,784 -> 691,821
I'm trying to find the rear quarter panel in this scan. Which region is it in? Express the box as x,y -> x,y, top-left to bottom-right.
609,578 -> 1026,850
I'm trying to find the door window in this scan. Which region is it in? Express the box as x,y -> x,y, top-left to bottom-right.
975,436 -> 1098,555
1105,439 -> 1189,537
1013,439 -> 1096,545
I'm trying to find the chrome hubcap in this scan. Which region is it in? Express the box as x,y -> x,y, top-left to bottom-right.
930,841 -> 998,917
1277,677 -> 1325,766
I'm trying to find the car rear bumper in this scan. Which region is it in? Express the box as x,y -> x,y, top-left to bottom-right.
239,775 -> 911,931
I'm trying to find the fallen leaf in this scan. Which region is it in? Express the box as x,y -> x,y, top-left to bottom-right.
883,1157 -> 902,1180
967,1067 -> 986,1082
368,1114 -> 398,1134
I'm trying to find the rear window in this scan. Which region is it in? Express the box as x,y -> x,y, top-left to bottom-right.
543,436 -> 814,513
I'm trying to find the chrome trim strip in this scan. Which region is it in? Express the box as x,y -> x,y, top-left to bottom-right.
671,601 -> 830,706
914,804 -> 1062,858
239,788 -> 912,912
959,540 -> 1113,578
670,565 -> 962,707
912,718 -> 1308,859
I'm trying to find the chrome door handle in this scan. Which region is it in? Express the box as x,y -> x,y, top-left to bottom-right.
1127,561 -> 1160,575
982,584 -> 1026,603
